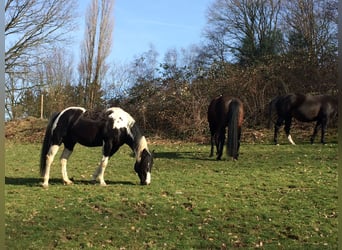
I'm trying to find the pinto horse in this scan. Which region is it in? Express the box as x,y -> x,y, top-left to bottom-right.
40,107 -> 153,187
269,93 -> 337,145
208,95 -> 244,160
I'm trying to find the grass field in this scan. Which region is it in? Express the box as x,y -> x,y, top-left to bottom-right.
5,135 -> 338,249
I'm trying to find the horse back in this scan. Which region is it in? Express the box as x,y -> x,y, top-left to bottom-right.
52,107 -> 104,147
70,116 -> 108,147
208,95 -> 241,128
275,93 -> 305,116
51,107 -> 85,137
276,93 -> 337,122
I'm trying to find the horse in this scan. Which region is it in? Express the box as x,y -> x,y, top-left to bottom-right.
268,93 -> 338,145
208,95 -> 244,160
40,107 -> 153,187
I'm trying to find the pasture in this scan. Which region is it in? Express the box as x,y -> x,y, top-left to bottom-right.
5,134 -> 338,249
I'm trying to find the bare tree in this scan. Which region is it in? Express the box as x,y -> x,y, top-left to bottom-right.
37,47 -> 76,115
78,0 -> 114,109
204,0 -> 283,65
9,47 -> 77,119
283,0 -> 337,64
104,62 -> 131,101
5,0 -> 77,74
5,0 -> 77,119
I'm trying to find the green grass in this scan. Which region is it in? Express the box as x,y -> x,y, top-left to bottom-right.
5,138 -> 337,249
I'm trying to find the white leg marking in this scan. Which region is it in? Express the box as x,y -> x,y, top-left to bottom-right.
287,135 -> 296,145
93,156 -> 108,186
43,145 -> 59,188
145,172 -> 151,185
60,148 -> 73,185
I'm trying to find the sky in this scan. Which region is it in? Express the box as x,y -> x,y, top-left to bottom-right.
78,0 -> 214,63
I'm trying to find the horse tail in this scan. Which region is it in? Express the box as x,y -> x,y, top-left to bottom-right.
40,112 -> 59,177
227,99 -> 242,159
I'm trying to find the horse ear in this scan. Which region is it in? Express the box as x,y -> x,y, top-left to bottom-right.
142,148 -> 153,157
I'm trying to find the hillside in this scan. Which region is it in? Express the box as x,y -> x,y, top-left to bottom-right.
5,117 -> 48,143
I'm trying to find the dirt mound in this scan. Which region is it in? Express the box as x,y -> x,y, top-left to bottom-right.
5,117 -> 48,143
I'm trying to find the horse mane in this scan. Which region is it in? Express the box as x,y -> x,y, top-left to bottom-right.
130,123 -> 149,161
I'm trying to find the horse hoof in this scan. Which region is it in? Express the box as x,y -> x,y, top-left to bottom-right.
100,182 -> 107,186
63,180 -> 73,185
42,183 -> 49,188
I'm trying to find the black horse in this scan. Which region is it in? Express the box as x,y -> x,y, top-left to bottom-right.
268,93 -> 337,145
208,95 -> 244,160
40,107 -> 153,187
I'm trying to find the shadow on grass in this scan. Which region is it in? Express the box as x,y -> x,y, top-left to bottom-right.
154,151 -> 223,162
5,176 -> 135,186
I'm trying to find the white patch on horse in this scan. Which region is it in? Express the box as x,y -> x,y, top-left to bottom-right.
135,136 -> 148,161
145,172 -> 151,185
107,107 -> 135,137
287,135 -> 296,145
60,148 -> 73,185
52,107 -> 86,133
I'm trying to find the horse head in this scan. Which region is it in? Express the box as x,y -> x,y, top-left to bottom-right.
134,149 -> 153,185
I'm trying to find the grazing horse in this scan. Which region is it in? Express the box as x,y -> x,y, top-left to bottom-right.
208,95 -> 244,160
40,107 -> 153,187
268,93 -> 338,145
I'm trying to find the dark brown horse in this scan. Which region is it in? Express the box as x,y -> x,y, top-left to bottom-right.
208,95 -> 244,160
269,93 -> 337,145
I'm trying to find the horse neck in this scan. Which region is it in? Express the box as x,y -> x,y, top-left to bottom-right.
133,136 -> 149,162
127,123 -> 149,161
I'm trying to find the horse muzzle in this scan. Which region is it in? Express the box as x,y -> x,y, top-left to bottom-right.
141,172 -> 151,185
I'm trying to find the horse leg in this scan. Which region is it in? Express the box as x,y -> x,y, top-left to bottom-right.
320,117 -> 328,144
310,121 -> 321,144
274,118 -> 283,145
209,132 -> 215,157
284,118 -> 295,145
60,148 -> 74,185
216,129 -> 225,160
42,145 -> 59,188
92,141 -> 112,186
215,133 -> 220,156
92,156 -> 109,186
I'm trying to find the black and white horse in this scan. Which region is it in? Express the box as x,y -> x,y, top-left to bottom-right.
40,107 -> 153,187
268,93 -> 338,145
